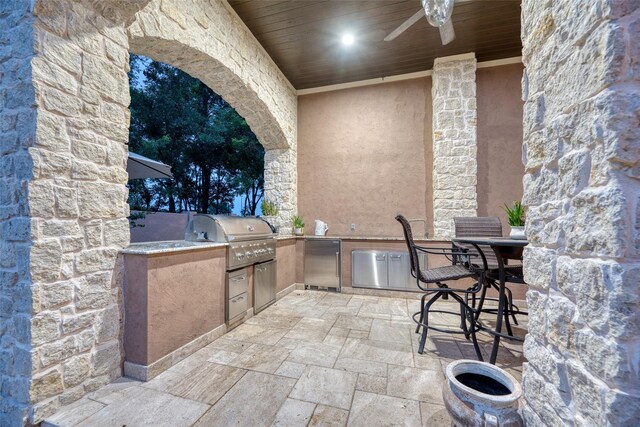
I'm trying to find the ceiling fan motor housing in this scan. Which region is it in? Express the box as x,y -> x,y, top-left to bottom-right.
421,0 -> 455,28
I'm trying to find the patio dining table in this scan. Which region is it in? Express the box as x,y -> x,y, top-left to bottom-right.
451,236 -> 528,364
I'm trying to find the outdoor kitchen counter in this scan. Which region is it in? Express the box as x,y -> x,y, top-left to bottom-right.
120,240 -> 227,255
279,235 -> 438,242
121,242 -> 228,381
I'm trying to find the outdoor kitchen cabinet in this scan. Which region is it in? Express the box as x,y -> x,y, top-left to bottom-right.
226,267 -> 248,324
352,250 -> 426,291
304,239 -> 341,290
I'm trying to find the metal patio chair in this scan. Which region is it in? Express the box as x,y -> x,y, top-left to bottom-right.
452,217 -> 527,336
395,214 -> 484,358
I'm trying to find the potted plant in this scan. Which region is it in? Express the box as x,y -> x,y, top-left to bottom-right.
502,200 -> 526,239
260,199 -> 279,232
292,215 -> 305,235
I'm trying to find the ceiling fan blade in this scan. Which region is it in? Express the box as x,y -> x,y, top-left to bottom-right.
439,19 -> 456,45
384,8 -> 425,42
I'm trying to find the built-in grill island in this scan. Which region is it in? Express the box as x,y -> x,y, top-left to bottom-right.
185,214 -> 277,324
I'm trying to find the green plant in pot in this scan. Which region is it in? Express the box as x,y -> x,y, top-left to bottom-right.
260,200 -> 279,232
292,215 -> 305,236
502,200 -> 526,239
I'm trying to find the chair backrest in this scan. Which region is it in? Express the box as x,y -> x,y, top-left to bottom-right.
453,217 -> 502,267
395,214 -> 420,278
454,216 -> 502,237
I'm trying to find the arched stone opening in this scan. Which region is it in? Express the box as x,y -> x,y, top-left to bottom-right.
127,0 -> 297,230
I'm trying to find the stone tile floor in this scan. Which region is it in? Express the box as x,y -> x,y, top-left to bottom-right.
44,290 -> 527,427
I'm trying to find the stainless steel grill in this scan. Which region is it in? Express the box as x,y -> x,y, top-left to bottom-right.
185,214 -> 276,270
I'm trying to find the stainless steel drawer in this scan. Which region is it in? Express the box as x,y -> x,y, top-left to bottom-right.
227,268 -> 248,299
228,292 -> 247,321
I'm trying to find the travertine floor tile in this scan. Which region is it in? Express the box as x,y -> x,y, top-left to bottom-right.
86,377 -> 141,405
229,343 -> 290,374
368,319 -> 412,345
76,386 -> 209,427
340,338 -> 413,366
288,341 -> 342,368
163,362 -> 246,405
290,366 -> 358,410
334,315 -> 373,331
43,398 -> 105,427
334,357 -> 388,377
224,323 -> 289,345
207,349 -> 241,365
245,313 -> 302,329
308,405 -> 349,427
207,337 -> 252,353
420,402 -> 451,426
386,365 -> 445,405
347,391 -> 421,427
194,371 -> 296,427
271,398 -> 316,427
275,361 -> 307,379
356,373 -> 387,394
347,330 -> 370,339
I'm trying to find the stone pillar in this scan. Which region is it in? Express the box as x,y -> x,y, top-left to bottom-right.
264,146 -> 297,236
431,53 -> 478,239
0,1 -> 36,424
521,1 -> 640,425
1,1 -> 131,424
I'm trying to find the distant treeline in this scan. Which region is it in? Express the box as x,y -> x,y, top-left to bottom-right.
128,54 -> 264,215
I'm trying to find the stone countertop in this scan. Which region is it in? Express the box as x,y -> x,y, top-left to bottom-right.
120,240 -> 228,255
277,235 -> 440,242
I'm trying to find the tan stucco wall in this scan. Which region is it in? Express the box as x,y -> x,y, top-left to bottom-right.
123,247 -> 226,365
298,78 -> 432,238
476,64 -> 525,233
298,65 -> 524,237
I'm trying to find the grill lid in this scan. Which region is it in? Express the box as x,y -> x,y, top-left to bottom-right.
185,214 -> 274,242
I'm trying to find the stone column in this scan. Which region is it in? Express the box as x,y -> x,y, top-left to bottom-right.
264,146 -> 297,236
431,53 -> 478,239
521,1 -> 640,425
1,1 -> 131,424
0,1 -> 36,424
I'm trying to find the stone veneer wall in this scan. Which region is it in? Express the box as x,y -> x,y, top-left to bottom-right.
1,1 -> 36,424
431,54 -> 478,239
0,0 -> 298,424
521,0 -> 640,425
128,0 -> 298,232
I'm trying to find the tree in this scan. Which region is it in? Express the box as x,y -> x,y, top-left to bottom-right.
127,55 -> 264,215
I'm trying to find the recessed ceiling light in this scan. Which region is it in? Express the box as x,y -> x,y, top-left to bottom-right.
341,34 -> 355,46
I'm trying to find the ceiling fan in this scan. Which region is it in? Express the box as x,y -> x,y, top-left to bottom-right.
384,0 -> 504,46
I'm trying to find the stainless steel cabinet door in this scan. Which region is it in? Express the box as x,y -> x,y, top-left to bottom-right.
304,240 -> 341,289
254,260 -> 276,313
388,252 -> 412,289
352,250 -> 388,288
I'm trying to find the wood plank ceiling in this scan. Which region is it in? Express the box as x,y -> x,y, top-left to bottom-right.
227,0 -> 522,90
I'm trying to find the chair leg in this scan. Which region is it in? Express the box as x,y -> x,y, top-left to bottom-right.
418,292 -> 442,354
474,282 -> 489,322
505,287 -> 519,326
503,293 -> 514,337
416,293 -> 428,334
449,293 -> 470,340
467,306 -> 483,362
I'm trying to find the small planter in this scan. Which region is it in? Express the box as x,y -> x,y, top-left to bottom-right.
443,360 -> 523,427
293,227 -> 304,236
509,226 -> 526,240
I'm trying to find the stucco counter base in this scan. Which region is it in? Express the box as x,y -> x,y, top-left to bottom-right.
122,244 -> 229,380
